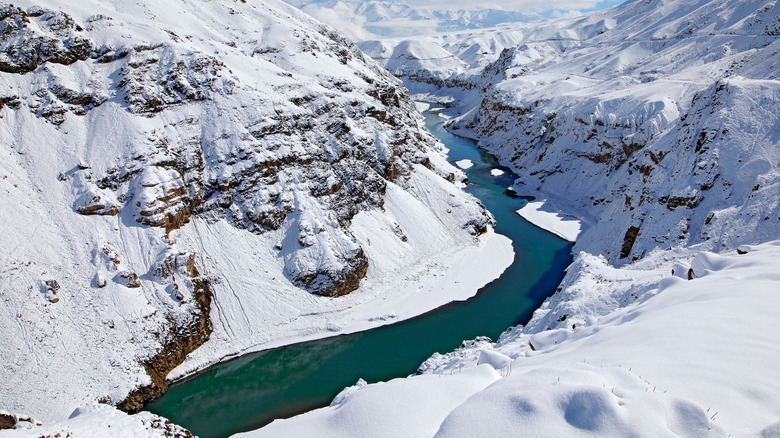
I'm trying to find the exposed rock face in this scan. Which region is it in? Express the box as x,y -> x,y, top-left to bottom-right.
118,271 -> 141,288
118,47 -> 229,115
0,411 -> 39,429
118,253 -> 212,412
0,413 -> 12,429
620,226 -> 641,260
0,5 -> 91,73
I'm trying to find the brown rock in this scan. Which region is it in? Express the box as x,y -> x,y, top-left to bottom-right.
116,271 -> 212,413
620,225 -> 640,259
0,413 -> 15,429
119,271 -> 141,288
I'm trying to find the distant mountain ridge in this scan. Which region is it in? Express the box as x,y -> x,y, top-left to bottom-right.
283,0 -> 542,39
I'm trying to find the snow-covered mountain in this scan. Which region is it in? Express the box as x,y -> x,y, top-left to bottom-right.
368,0 -> 780,265
0,0 -> 512,425
358,26 -> 530,94
283,0 -> 542,40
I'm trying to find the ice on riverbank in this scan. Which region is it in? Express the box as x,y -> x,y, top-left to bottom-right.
454,159 -> 474,169
415,102 -> 431,113
516,201 -> 581,242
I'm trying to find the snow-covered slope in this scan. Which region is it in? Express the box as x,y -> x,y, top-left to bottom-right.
243,241 -> 780,438
0,0 -> 512,422
358,26 -> 533,96
371,0 -> 780,265
468,0 -> 780,266
283,0 -> 541,40
1,404 -> 193,437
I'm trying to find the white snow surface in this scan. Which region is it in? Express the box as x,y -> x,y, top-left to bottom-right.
489,169 -> 504,176
516,200 -> 582,242
1,404 -> 192,437
0,0 -> 512,422
239,365 -> 502,438
453,159 -> 473,170
243,240 -> 780,437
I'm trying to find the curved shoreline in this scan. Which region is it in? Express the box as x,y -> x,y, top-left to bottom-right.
166,228 -> 514,381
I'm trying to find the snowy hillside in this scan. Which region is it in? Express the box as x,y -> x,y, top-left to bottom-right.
358,26 -> 533,96
0,0 -> 512,424
282,0 -> 541,40
369,0 -> 780,265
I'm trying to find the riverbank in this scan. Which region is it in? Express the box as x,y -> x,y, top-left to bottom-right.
167,173 -> 515,381
168,219 -> 513,381
243,240 -> 780,437
141,106 -> 573,437
515,200 -> 582,243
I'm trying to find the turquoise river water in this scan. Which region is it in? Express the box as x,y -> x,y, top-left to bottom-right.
145,106 -> 574,437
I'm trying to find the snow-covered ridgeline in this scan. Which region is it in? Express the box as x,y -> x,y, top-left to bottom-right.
0,0 -> 512,423
239,240 -> 780,437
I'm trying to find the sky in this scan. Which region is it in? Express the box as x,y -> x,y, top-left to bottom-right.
284,0 -> 627,40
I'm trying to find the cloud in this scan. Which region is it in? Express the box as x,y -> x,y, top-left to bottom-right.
300,0 -> 618,13
396,0 -> 602,12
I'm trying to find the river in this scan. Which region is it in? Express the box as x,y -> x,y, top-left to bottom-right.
144,105 -> 573,437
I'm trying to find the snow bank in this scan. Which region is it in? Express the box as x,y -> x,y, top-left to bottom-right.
243,240 -> 780,437
415,101 -> 431,113
516,200 -> 582,242
2,404 -> 191,437
454,159 -> 474,170
236,365 -> 501,438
